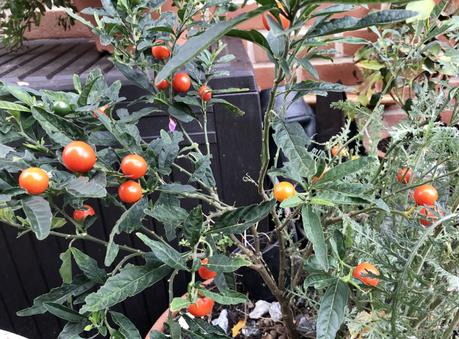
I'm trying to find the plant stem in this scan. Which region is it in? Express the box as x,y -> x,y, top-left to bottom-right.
257,67 -> 283,199
230,234 -> 298,338
111,252 -> 143,276
3,220 -> 142,255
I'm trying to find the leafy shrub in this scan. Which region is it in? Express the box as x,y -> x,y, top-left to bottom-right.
0,0 -> 458,338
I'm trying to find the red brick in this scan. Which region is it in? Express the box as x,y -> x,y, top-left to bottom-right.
24,10 -> 93,40
252,42 -> 270,63
254,63 -> 276,90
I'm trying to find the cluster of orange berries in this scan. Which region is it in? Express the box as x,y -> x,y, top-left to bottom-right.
151,42 -> 212,102
18,141 -> 150,222
186,258 -> 218,317
397,167 -> 442,227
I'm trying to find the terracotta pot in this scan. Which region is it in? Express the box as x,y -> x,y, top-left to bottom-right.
145,278 -> 213,339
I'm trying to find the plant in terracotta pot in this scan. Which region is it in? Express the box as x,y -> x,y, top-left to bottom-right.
0,0 -> 459,338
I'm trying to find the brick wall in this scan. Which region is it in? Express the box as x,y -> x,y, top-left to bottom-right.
22,1 -> 454,132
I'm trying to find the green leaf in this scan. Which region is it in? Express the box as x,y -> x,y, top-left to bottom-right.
311,4 -> 355,17
170,297 -> 192,312
149,331 -> 168,339
116,198 -> 148,233
189,153 -> 216,188
59,249 -> 73,284
314,191 -> 370,205
207,254 -> 251,273
302,206 -> 329,271
406,0 -> 435,22
289,81 -> 349,99
303,273 -> 336,289
103,199 -> 147,267
272,117 -> 316,182
198,288 -> 247,305
168,104 -> 195,123
0,143 -> 14,158
58,321 -> 87,339
0,100 -> 30,112
315,157 -> 374,186
71,247 -> 106,284
280,194 -> 304,208
3,84 -> 34,105
297,58 -> 320,80
211,200 -> 276,235
136,233 -> 188,271
183,206 -> 203,247
66,173 -> 107,198
306,10 -> 416,38
149,130 -> 183,175
158,183 -> 197,194
110,311 -> 142,339
145,193 -> 188,240
17,284 -> 74,316
212,98 -> 245,117
182,315 -> 230,338
31,107 -> 73,146
23,196 -> 52,240
316,280 -> 349,339
105,233 -> 120,267
80,264 -> 171,313
226,29 -> 271,53
18,278 -> 95,316
114,62 -> 155,92
156,7 -> 267,82
44,303 -> 86,323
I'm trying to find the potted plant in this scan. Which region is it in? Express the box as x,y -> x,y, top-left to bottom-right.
0,0 -> 458,338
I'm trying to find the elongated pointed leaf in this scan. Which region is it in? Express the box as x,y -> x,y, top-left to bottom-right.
18,278 -> 95,316
170,297 -> 192,312
116,198 -> 148,233
31,107 -> 73,146
206,254 -> 251,273
58,321 -> 88,339
59,249 -> 73,284
44,303 -> 86,323
211,200 -> 276,235
145,193 -> 188,241
183,206 -> 203,247
315,157 -> 374,186
136,233 -> 188,271
156,7 -> 267,82
81,264 -> 171,313
316,280 -> 349,339
0,100 -> 30,112
289,81 -> 349,98
306,10 -> 416,38
272,117 -> 316,181
110,311 -> 142,339
71,247 -> 106,284
226,29 -> 271,53
302,206 -> 329,271
198,288 -> 248,305
23,196 -> 52,240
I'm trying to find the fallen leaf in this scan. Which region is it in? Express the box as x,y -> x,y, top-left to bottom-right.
232,319 -> 246,337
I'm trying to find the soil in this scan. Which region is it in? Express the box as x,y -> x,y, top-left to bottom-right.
209,302 -> 316,339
